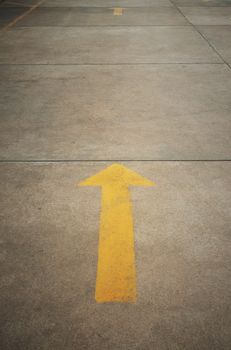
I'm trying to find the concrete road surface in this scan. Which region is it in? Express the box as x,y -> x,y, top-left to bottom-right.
0,0 -> 231,349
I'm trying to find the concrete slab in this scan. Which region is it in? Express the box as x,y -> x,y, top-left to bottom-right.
0,161 -> 230,350
179,7 -> 231,25
172,0 -> 231,7
0,7 -> 26,27
198,25 -> 231,64
1,0 -> 40,5
0,26 -> 221,64
13,7 -> 188,27
2,0 -> 174,8
0,64 -> 231,160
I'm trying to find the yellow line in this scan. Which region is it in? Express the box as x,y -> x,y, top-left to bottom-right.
79,164 -> 154,303
2,0 -> 46,32
113,8 -> 123,16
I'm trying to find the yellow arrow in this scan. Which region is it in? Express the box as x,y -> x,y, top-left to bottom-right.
79,164 -> 154,303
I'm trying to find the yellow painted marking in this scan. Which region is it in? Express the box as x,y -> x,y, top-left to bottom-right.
113,8 -> 123,16
2,0 -> 46,32
79,164 -> 154,303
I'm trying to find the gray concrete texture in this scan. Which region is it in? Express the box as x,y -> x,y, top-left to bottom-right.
198,25 -> 231,64
171,0 -> 231,7
0,64 -> 231,160
0,7 -> 26,26
8,7 -> 189,27
179,6 -> 231,25
2,0 -> 174,7
0,26 -> 222,64
0,0 -> 231,349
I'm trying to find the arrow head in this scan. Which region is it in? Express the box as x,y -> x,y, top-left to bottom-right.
79,164 -> 155,187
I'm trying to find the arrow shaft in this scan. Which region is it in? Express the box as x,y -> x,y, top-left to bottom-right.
96,184 -> 136,303
113,8 -> 123,15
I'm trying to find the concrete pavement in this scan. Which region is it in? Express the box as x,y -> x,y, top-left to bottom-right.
0,0 -> 231,349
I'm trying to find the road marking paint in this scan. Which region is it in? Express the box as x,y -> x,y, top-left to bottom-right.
113,8 -> 123,16
79,164 -> 154,303
2,0 -> 46,32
